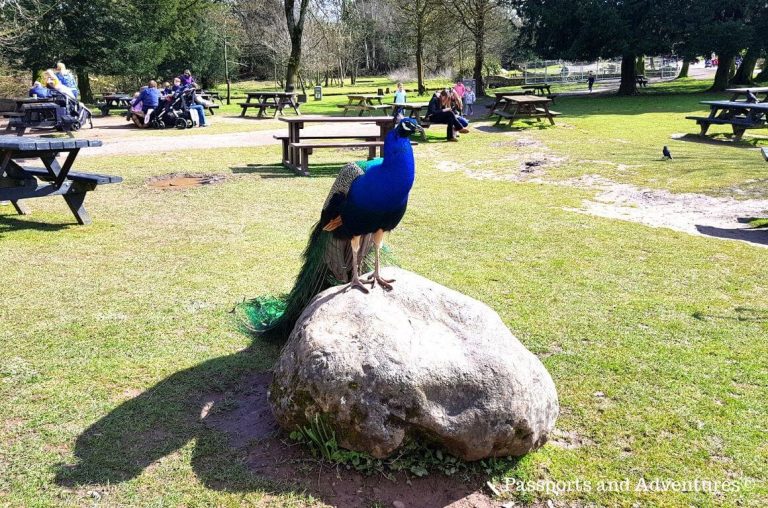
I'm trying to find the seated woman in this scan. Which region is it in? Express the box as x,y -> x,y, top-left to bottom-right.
137,80 -> 161,125
43,70 -> 76,101
450,89 -> 469,129
55,62 -> 79,98
425,90 -> 468,141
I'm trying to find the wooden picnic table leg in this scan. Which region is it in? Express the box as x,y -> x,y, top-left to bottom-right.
544,104 -> 555,125
63,192 -> 91,225
358,100 -> 366,117
291,97 -> 301,115
10,200 -> 30,215
0,150 -> 12,177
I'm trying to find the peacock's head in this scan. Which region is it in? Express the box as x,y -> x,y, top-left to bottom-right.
394,117 -> 424,138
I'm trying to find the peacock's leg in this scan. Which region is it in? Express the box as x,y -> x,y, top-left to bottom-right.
348,235 -> 369,293
365,229 -> 395,290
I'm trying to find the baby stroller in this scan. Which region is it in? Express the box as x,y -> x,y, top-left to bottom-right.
132,88 -> 198,129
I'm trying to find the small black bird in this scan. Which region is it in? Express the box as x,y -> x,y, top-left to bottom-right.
663,146 -> 672,160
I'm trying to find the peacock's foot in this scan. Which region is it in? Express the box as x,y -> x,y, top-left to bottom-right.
365,273 -> 395,291
347,277 -> 370,294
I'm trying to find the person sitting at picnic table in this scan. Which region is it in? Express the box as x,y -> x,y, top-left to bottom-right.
28,80 -> 51,98
161,81 -> 173,96
179,69 -> 195,87
425,90 -> 469,142
55,62 -> 79,98
43,70 -> 76,101
448,90 -> 469,130
186,84 -> 209,127
452,82 -> 465,114
137,80 -> 161,125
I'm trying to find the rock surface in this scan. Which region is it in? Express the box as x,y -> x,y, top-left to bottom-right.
269,268 -> 559,461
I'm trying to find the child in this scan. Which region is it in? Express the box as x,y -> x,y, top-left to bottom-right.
393,82 -> 406,117
463,87 -> 475,116
587,71 -> 596,93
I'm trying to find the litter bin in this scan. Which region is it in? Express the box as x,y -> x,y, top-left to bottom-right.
314,85 -> 322,101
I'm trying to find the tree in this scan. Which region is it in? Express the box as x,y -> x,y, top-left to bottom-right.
397,0 -> 441,95
453,0 -> 502,96
284,0 -> 310,91
514,0 -> 680,95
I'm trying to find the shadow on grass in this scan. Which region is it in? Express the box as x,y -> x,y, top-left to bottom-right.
672,133 -> 767,149
54,337 -> 499,506
0,214 -> 71,234
695,224 -> 768,246
231,163 -> 343,178
692,307 -> 768,322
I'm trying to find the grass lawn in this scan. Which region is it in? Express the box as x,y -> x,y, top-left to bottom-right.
2,79 -> 767,507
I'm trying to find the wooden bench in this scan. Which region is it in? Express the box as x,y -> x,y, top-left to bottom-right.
239,102 -> 268,116
685,115 -> 765,138
19,167 -> 123,187
288,140 -> 417,175
273,133 -> 378,164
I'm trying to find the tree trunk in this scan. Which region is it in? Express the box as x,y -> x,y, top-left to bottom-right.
732,48 -> 760,85
473,23 -> 485,96
677,60 -> 689,79
76,69 -> 93,103
711,53 -> 734,91
416,28 -> 425,95
618,53 -> 638,95
285,32 -> 302,92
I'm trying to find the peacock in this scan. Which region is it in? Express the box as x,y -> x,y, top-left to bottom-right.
241,117 -> 424,341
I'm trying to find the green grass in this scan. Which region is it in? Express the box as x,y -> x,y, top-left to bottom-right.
2,78 -> 767,507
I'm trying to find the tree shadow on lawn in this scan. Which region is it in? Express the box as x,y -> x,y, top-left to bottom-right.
55,339 -> 498,507
695,224 -> 768,246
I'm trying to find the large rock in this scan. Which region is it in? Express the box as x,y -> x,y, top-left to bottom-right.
269,268 -> 559,461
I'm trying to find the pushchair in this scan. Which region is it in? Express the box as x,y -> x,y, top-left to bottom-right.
130,88 -> 198,129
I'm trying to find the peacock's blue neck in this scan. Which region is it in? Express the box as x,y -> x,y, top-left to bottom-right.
349,129 -> 414,211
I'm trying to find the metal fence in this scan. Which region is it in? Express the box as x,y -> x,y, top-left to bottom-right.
523,57 -> 680,84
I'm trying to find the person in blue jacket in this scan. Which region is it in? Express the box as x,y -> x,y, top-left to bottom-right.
55,62 -> 79,98
137,80 -> 161,125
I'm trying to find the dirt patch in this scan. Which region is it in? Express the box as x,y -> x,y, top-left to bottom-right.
549,429 -> 595,450
465,153 -> 566,182
560,176 -> 768,246
146,173 -> 226,189
203,373 -> 501,508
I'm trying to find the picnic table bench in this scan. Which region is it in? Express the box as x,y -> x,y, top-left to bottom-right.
0,136 -> 121,224
636,75 -> 649,87
338,94 -> 386,116
239,91 -> 300,118
686,100 -> 768,139
278,116 -> 398,175
97,94 -> 132,116
726,87 -> 768,103
491,95 -> 560,127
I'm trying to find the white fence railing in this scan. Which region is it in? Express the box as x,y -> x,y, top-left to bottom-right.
523,57 -> 681,84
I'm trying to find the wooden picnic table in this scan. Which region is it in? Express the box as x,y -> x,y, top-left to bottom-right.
97,94 -> 132,116
726,87 -> 768,102
487,91 -> 527,112
0,136 -> 121,224
687,100 -> 768,139
201,90 -> 221,102
521,84 -> 552,96
387,102 -> 430,119
339,94 -> 387,116
278,116 -> 395,175
491,95 -> 560,127
239,91 -> 300,118
2,98 -> 54,132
